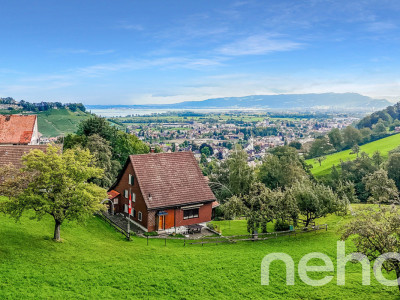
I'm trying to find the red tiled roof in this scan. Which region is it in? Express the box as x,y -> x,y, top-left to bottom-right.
0,115 -> 37,144
107,190 -> 120,199
0,145 -> 49,168
212,201 -> 220,208
129,152 -> 216,209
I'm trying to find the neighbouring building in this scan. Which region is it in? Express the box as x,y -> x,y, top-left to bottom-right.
0,115 -> 39,145
108,152 -> 217,233
0,145 -> 48,168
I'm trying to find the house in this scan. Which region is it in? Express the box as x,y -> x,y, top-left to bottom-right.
0,115 -> 39,145
108,152 -> 217,233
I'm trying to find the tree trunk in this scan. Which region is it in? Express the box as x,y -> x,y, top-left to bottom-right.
54,219 -> 61,241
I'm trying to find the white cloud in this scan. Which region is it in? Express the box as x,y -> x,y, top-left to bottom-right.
217,34 -> 302,56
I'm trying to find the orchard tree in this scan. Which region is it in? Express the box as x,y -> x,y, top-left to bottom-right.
342,206 -> 400,294
288,180 -> 344,226
244,183 -> 276,233
0,145 -> 107,241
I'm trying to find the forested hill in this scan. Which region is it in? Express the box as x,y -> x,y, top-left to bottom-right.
357,102 -> 400,130
0,97 -> 86,112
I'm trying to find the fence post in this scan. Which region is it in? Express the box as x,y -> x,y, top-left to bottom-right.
184,238 -> 186,247
147,235 -> 149,246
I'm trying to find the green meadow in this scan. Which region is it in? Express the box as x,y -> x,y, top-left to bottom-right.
307,133 -> 400,177
36,108 -> 91,137
0,204 -> 398,299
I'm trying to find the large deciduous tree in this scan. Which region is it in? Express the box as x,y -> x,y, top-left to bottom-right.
0,145 -> 107,241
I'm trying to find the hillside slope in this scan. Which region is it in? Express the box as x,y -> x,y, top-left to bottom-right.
36,108 -> 90,137
307,133 -> 400,176
0,205 -> 397,299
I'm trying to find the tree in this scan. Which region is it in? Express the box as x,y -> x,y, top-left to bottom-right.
244,183 -> 276,233
350,144 -> 360,157
85,134 -> 120,188
308,137 -> 333,158
258,146 -> 310,190
209,146 -> 254,201
288,180 -> 342,226
363,169 -> 399,205
0,145 -> 107,241
314,156 -> 326,166
342,206 -> 400,294
199,143 -> 213,156
288,140 -> 302,150
221,195 -> 247,221
343,126 -> 362,148
359,127 -> 372,143
372,151 -> 383,167
328,128 -> 343,150
387,153 -> 400,190
372,120 -> 387,138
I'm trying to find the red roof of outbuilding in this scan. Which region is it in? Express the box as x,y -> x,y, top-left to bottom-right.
0,115 -> 37,144
121,152 -> 216,209
107,190 -> 120,199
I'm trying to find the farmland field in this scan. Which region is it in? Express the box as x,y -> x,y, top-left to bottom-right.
0,203 -> 398,299
307,133 -> 400,177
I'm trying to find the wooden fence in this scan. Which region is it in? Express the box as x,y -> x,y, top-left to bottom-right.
142,224 -> 328,246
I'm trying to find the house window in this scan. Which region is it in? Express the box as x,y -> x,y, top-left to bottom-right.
124,190 -> 128,198
138,211 -> 142,221
124,204 -> 128,213
129,174 -> 134,185
183,208 -> 199,220
132,208 -> 136,218
131,192 -> 136,202
113,198 -> 118,205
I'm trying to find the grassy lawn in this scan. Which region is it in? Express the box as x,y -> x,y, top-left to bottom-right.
307,133 -> 400,177
0,204 -> 398,299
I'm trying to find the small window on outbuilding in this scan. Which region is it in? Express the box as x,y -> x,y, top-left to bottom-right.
138,211 -> 142,221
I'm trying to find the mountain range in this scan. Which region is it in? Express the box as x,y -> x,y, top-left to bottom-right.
87,93 -> 391,111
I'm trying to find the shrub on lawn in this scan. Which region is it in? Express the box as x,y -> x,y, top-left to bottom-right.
274,220 -> 290,232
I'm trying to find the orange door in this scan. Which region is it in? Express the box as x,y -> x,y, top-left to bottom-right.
158,215 -> 164,230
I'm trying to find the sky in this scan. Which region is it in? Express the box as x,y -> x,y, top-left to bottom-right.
0,0 -> 399,105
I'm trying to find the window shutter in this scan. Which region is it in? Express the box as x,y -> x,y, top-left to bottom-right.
132,193 -> 136,202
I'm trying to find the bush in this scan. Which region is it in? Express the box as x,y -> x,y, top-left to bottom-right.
274,220 -> 290,232
206,222 -> 214,230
